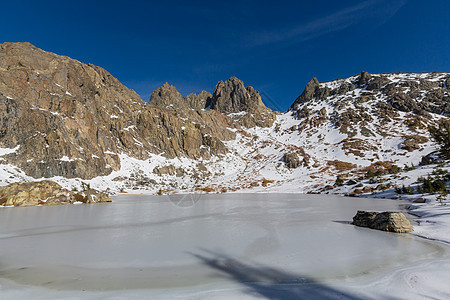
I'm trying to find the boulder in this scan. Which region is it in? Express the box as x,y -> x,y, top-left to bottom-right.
77,189 -> 112,203
153,165 -> 176,176
413,197 -> 426,203
352,211 -> 378,227
352,210 -> 413,233
283,153 -> 300,168
0,180 -> 111,207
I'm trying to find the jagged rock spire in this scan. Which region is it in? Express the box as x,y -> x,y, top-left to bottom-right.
209,77 -> 275,127
289,77 -> 320,110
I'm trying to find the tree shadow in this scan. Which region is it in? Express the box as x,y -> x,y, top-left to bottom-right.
189,249 -> 364,300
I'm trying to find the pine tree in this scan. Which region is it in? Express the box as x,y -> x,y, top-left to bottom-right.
429,119 -> 450,159
436,189 -> 448,205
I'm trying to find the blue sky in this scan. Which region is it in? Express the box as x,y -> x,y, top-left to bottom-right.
1,0 -> 449,110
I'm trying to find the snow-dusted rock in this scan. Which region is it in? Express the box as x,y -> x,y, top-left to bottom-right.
353,211 -> 413,233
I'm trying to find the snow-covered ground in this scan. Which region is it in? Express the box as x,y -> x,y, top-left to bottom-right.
408,203 -> 450,244
326,160 -> 450,245
1,193 -> 449,299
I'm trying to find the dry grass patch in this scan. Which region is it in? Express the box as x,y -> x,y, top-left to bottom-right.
327,160 -> 357,171
262,178 -> 274,187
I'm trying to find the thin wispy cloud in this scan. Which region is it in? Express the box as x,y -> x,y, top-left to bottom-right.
248,0 -> 408,48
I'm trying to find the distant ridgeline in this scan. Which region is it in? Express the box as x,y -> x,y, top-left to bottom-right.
0,42 -> 448,194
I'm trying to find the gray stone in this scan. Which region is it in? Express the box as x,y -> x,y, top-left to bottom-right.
283,153 -> 300,168
353,211 -> 413,233
413,197 -> 426,203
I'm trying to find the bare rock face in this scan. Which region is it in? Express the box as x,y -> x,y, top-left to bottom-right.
353,211 -> 413,233
0,42 -> 136,178
209,77 -> 276,127
0,42 -> 236,179
289,77 -> 320,110
149,83 -> 212,111
148,84 -> 236,159
0,180 -> 111,207
149,83 -> 186,109
186,90 -> 212,110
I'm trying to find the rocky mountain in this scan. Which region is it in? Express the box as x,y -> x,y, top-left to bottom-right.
290,71 -> 449,154
0,42 -> 262,180
148,77 -> 276,128
0,42 -> 448,195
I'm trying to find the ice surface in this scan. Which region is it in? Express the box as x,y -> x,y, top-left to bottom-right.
0,194 -> 449,299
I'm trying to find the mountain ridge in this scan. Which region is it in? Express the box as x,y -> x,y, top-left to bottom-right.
0,42 -> 448,196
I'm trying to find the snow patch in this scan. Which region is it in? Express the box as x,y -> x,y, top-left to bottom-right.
0,145 -> 20,156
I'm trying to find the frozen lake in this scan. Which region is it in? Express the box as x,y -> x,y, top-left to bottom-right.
0,193 -> 449,299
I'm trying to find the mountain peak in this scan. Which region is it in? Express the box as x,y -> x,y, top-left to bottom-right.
149,82 -> 185,109
149,83 -> 212,111
210,77 -> 262,113
209,76 -> 275,127
289,77 -> 320,110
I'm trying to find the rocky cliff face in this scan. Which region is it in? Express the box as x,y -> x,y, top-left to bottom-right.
0,42 -> 236,179
0,42 -> 138,179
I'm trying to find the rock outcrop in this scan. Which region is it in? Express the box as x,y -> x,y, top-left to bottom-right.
0,180 -> 111,207
352,211 -> 413,233
283,152 -> 300,168
149,83 -> 212,111
186,90 -> 212,110
290,78 -> 319,110
209,77 -> 276,127
149,82 -> 187,109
